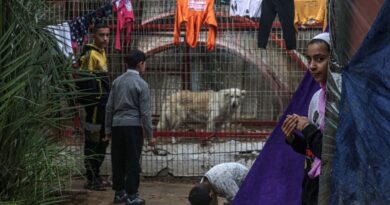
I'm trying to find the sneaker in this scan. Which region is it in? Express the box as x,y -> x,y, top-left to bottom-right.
125,195 -> 145,205
97,176 -> 112,187
84,180 -> 106,191
113,190 -> 128,204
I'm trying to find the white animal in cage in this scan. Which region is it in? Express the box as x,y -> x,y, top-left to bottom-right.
157,88 -> 246,131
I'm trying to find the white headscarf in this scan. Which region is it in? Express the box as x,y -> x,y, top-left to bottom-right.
312,32 -> 331,47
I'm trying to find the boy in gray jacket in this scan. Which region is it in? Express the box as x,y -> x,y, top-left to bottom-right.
105,49 -> 155,205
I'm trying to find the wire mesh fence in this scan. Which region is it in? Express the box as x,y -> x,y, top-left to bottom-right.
48,0 -> 323,177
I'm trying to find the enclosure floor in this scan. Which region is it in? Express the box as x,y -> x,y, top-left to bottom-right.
62,179 -> 225,205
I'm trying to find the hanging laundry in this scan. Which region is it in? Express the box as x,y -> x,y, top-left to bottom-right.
229,0 -> 263,18
257,0 -> 296,50
113,0 -> 134,50
294,0 -> 326,29
46,22 -> 74,59
68,2 -> 113,50
174,0 -> 218,51
69,15 -> 90,49
89,2 -> 114,24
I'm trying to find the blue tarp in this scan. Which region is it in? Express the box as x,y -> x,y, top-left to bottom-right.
233,71 -> 320,205
331,1 -> 390,204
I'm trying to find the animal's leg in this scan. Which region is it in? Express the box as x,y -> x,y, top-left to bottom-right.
157,103 -> 167,130
207,118 -> 216,132
208,104 -> 220,132
170,105 -> 185,130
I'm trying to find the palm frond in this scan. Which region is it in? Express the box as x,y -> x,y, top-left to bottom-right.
1,0 -> 83,204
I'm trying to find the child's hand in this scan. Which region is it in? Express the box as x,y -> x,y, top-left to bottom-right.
148,138 -> 156,147
282,115 -> 298,143
294,114 -> 310,131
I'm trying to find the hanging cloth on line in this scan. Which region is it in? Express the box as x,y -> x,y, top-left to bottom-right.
113,0 -> 134,50
173,0 -> 218,51
68,2 -> 113,50
69,15 -> 90,49
294,0 -> 327,30
257,0 -> 296,50
229,0 -> 263,18
46,22 -> 74,59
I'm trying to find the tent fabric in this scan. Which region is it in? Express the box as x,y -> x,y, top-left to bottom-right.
329,0 -> 384,67
318,1 -> 383,204
331,1 -> 390,204
233,71 -> 320,205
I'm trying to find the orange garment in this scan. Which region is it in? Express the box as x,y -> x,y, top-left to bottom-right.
294,0 -> 327,30
173,0 -> 218,51
322,2 -> 327,32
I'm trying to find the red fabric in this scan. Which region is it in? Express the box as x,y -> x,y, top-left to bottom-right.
306,149 -> 315,158
113,0 -> 134,50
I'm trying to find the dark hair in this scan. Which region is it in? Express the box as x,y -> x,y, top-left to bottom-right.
93,22 -> 109,33
188,184 -> 211,205
126,49 -> 146,68
308,39 -> 331,53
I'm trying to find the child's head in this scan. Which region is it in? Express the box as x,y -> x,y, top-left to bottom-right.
126,49 -> 146,73
188,183 -> 211,205
306,33 -> 331,84
93,22 -> 110,49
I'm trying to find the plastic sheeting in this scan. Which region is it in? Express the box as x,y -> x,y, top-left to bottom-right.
233,72 -> 320,205
320,0 -> 385,204
329,0 -> 384,67
330,0 -> 390,204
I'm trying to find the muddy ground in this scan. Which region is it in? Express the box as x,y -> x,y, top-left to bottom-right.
62,178 -> 225,205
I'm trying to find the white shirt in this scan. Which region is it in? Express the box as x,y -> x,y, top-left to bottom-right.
308,89 -> 324,129
201,162 -> 249,201
229,0 -> 263,18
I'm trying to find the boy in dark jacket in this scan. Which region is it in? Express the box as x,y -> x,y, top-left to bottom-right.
77,23 -> 111,191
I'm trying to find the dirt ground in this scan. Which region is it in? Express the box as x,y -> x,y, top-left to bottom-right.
62,178 -> 225,205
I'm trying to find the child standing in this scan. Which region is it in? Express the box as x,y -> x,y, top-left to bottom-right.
77,23 -> 111,191
281,33 -> 331,205
105,49 -> 156,205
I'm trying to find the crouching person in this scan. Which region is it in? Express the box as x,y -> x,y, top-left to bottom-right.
188,162 -> 249,205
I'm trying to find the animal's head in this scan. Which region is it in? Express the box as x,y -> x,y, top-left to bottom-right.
223,88 -> 246,109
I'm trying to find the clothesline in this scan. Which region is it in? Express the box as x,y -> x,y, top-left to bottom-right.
47,0 -> 133,59
48,0 -> 327,57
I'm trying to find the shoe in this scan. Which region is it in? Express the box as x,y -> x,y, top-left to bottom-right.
125,195 -> 145,205
113,190 -> 128,204
84,180 -> 106,191
97,176 -> 112,187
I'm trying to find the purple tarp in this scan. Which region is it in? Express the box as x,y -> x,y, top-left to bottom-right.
233,71 -> 320,205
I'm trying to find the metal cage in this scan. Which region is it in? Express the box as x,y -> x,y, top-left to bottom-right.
50,0 -> 323,177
